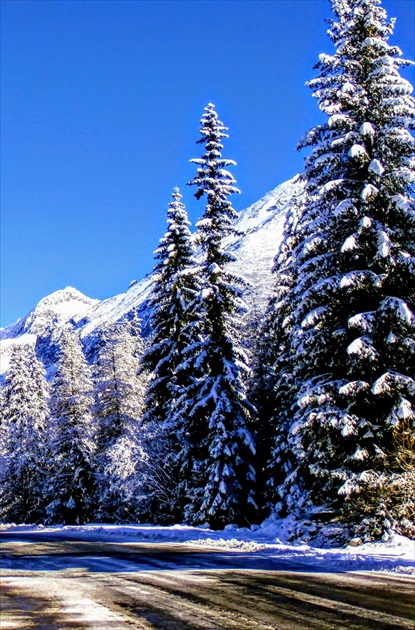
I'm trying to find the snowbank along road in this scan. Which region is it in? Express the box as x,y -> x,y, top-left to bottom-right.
1,530 -> 414,629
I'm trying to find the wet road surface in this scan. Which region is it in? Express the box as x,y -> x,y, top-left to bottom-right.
1,531 -> 414,629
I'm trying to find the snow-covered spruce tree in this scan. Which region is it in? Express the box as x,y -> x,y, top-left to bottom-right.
267,0 -> 415,538
252,199 -> 305,516
47,328 -> 96,524
174,103 -> 256,527
93,320 -> 147,521
141,188 -> 200,522
0,345 -> 50,523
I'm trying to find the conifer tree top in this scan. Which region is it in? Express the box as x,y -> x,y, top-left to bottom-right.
172,186 -> 181,201
151,186 -> 194,277
189,103 -> 240,201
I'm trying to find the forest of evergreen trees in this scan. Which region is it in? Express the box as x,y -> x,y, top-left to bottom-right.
1,0 -> 414,542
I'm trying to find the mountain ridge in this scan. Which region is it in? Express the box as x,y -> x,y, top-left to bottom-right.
0,176 -> 304,375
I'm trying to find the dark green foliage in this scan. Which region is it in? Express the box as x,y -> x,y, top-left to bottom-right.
141,188 -> 200,521
173,103 -> 256,527
266,0 -> 415,533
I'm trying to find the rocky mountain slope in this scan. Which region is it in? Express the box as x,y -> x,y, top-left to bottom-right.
0,176 -> 303,375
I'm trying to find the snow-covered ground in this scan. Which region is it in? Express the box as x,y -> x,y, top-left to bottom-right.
2,519 -> 414,576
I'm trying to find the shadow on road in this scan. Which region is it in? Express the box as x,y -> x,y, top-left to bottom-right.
1,530 -> 414,575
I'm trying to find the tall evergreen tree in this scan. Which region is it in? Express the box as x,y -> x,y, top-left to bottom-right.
174,103 -> 256,527
47,328 -> 96,524
267,0 -> 415,536
0,345 -> 50,523
252,195 -> 305,515
93,320 -> 147,521
142,188 -> 198,427
141,188 -> 200,521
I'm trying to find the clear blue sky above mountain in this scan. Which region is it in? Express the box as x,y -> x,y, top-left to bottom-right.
1,0 -> 414,327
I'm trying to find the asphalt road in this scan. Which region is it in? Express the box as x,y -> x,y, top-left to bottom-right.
1,531 -> 414,629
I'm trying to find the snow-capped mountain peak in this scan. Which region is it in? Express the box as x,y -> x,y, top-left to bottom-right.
34,286 -> 99,318
1,177 -> 304,374
1,286 -> 99,341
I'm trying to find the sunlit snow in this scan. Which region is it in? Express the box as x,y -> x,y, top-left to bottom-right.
368,159 -> 385,175
1,522 -> 413,575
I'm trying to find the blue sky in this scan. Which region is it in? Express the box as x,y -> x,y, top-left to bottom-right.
1,0 -> 414,327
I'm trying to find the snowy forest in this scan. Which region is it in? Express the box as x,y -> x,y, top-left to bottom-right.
1,0 -> 414,544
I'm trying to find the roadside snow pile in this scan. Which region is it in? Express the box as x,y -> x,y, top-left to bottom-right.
191,538 -> 266,552
2,521 -> 413,575
344,534 -> 415,574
